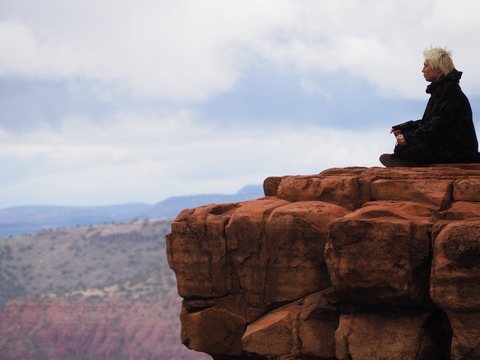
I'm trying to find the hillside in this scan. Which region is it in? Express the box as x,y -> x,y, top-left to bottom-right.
0,218 -> 210,359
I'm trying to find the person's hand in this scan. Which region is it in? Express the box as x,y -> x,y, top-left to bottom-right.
396,134 -> 406,145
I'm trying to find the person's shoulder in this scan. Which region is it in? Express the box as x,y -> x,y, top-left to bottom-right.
439,80 -> 463,94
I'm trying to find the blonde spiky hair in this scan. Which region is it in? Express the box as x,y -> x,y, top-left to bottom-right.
423,47 -> 455,75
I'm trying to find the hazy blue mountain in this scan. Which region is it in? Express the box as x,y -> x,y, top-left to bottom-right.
0,185 -> 264,239
144,184 -> 264,218
0,204 -> 151,239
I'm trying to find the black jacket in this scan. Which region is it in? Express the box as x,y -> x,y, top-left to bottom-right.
393,69 -> 480,164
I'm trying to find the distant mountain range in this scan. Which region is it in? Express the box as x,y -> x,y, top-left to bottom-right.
0,185 -> 264,239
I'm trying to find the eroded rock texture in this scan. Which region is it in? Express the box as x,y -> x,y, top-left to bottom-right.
166,165 -> 480,359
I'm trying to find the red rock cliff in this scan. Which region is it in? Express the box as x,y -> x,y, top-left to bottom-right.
166,165 -> 480,360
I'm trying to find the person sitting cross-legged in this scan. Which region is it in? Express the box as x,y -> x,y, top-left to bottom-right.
380,46 -> 480,168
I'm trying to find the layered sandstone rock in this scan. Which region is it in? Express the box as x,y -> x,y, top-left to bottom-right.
166,165 -> 480,360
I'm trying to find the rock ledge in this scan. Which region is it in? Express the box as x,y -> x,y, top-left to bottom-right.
167,165 -> 480,359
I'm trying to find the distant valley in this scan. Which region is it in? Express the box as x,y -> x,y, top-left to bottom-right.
0,217 -> 210,359
0,186 -> 264,359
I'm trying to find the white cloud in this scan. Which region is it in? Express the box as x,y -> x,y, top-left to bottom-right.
1,0 -> 480,208
2,0 -> 480,103
0,0 -> 295,101
0,110 -> 391,206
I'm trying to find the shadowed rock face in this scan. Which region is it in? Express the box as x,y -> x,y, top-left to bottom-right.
167,165 -> 480,360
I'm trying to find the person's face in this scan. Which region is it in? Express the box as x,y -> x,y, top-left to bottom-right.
422,60 -> 442,82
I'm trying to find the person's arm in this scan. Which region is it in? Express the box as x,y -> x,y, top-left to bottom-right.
403,86 -> 464,145
392,119 -> 422,132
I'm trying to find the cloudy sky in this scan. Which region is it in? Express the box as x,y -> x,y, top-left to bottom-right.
1,0 -> 480,208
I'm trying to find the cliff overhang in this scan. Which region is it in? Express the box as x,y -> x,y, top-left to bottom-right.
167,165 -> 480,359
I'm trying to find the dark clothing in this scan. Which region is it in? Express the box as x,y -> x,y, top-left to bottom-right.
392,69 -> 480,165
